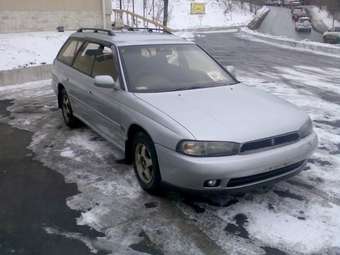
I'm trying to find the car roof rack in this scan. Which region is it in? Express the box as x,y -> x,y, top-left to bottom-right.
126,27 -> 172,34
77,28 -> 115,36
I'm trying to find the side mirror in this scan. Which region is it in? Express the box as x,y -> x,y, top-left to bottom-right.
94,75 -> 119,90
225,65 -> 236,78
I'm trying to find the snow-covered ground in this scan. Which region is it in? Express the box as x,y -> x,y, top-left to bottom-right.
0,38 -> 340,253
112,0 -> 255,30
168,0 -> 254,30
0,31 -> 72,71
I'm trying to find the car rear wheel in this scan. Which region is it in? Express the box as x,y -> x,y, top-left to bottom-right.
60,88 -> 78,128
132,132 -> 162,194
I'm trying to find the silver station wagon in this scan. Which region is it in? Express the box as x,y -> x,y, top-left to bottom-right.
52,28 -> 318,193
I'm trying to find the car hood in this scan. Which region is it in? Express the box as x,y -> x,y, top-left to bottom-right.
135,84 -> 307,143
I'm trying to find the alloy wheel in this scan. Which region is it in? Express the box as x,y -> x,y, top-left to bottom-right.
135,143 -> 154,184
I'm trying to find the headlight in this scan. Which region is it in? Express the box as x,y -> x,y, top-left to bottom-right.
176,140 -> 240,157
299,118 -> 313,139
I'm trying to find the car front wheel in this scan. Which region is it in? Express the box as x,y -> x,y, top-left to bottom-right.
132,132 -> 162,194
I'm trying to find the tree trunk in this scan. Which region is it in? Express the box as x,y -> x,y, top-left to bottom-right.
163,0 -> 169,26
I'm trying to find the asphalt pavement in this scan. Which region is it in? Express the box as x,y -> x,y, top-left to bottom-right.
257,6 -> 323,42
0,100 -> 106,255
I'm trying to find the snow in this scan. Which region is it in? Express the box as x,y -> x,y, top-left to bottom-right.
308,6 -> 340,29
168,0 -> 254,30
60,148 -> 75,158
0,31 -> 72,71
112,0 -> 255,30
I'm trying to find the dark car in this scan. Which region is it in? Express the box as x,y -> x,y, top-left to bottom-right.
292,7 -> 306,21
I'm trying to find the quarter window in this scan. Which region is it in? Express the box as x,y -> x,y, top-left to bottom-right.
57,39 -> 82,66
73,42 -> 102,75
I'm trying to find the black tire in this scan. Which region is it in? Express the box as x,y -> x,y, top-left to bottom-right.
132,132 -> 162,194
60,88 -> 78,128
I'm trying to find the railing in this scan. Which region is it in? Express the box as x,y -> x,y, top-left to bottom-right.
112,9 -> 172,32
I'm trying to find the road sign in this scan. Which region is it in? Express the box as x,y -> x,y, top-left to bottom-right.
191,3 -> 206,15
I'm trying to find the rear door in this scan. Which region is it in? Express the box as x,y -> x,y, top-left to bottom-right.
53,37 -> 83,102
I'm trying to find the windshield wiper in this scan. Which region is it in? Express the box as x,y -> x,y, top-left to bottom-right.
168,85 -> 209,92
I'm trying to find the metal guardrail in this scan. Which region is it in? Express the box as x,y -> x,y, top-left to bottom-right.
112,9 -> 172,32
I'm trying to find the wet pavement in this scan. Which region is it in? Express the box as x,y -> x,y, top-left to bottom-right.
257,6 -> 323,42
0,100 -> 106,255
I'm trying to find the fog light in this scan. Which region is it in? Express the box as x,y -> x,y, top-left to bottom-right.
204,179 -> 220,187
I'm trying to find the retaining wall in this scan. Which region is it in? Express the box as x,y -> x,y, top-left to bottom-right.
0,65 -> 52,87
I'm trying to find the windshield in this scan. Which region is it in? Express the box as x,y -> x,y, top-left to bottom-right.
293,9 -> 303,14
119,44 -> 237,93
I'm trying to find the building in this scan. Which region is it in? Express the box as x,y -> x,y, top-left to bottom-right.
0,0 -> 112,33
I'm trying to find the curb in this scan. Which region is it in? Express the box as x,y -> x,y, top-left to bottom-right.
241,28 -> 340,56
0,65 -> 52,87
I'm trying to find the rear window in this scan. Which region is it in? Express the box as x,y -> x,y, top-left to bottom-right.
57,38 -> 83,66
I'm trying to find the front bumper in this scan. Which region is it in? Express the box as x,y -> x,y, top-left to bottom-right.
156,132 -> 318,191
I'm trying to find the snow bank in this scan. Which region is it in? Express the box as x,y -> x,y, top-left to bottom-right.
240,27 -> 340,57
0,31 -> 72,71
247,6 -> 270,30
308,6 -> 340,31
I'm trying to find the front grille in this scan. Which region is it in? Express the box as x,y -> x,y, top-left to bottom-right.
240,132 -> 299,153
227,161 -> 305,188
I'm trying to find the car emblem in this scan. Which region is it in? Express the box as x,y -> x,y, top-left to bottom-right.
271,138 -> 275,146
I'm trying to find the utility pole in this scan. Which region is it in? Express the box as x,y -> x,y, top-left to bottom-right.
163,0 -> 169,26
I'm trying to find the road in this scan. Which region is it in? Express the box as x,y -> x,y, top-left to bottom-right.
258,6 -> 323,42
0,31 -> 340,255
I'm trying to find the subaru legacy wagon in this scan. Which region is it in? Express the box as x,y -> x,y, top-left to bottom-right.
52,28 -> 318,193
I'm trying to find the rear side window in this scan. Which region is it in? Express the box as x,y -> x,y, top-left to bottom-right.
57,38 -> 82,65
73,42 -> 102,75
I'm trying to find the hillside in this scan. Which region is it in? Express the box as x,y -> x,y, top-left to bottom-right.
112,0 -> 255,29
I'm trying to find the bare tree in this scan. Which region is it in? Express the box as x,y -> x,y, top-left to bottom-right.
163,0 -> 169,26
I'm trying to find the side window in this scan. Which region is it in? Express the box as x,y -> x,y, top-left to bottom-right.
92,46 -> 118,81
57,39 -> 82,66
73,42 -> 102,75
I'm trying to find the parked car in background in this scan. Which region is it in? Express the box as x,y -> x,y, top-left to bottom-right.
52,28 -> 318,194
289,1 -> 302,8
265,0 -> 282,6
323,27 -> 340,44
283,0 -> 294,6
295,17 -> 312,32
292,7 -> 306,21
